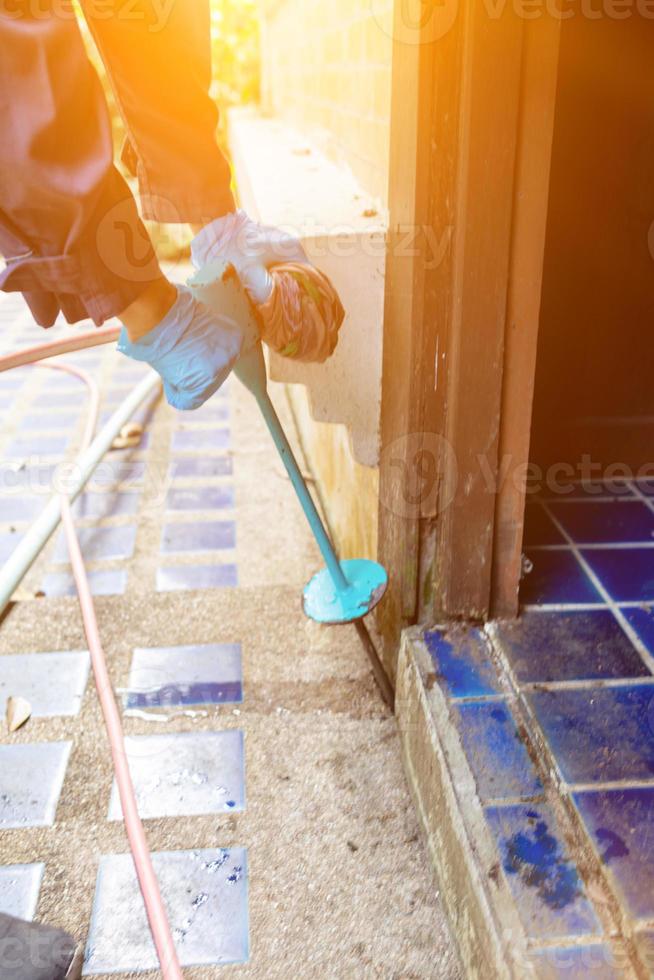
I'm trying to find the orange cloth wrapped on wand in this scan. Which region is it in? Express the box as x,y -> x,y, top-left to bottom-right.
255,262 -> 345,363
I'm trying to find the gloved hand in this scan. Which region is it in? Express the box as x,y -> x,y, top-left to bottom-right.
191,209 -> 309,305
117,284 -> 244,410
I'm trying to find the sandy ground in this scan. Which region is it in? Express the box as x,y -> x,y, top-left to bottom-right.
0,348 -> 460,979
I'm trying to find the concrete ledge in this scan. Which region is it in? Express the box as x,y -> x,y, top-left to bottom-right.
395,626 -> 644,979
396,628 -> 532,979
228,107 -> 386,468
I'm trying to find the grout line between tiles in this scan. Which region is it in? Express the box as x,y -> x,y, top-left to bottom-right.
538,500 -> 654,676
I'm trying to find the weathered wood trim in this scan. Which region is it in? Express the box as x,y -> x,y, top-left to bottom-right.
376,4 -> 440,680
432,2 -> 524,622
490,16 -> 562,619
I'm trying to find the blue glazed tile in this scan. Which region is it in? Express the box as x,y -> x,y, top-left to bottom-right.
42,568 -> 127,598
0,495 -> 42,523
169,456 -> 233,479
53,524 -> 137,562
622,606 -> 654,659
523,505 -> 565,547
528,686 -> 654,784
549,501 -> 654,544
0,742 -> 72,829
107,731 -> 245,819
521,550 -> 602,606
423,626 -> 502,698
6,434 -> 69,458
84,849 -> 249,973
156,564 -> 238,592
172,429 -> 231,452
0,864 -> 45,920
493,611 -> 650,683
452,701 -> 542,801
485,803 -> 600,940
161,521 -> 236,554
72,491 -> 140,520
541,479 -> 634,499
165,486 -> 234,512
0,651 -> 89,717
124,643 -> 242,709
582,548 -> 654,603
0,530 -> 22,562
573,788 -> 654,921
633,478 -> 654,497
529,944 -> 622,978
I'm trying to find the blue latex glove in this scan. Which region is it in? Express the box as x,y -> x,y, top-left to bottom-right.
191,209 -> 309,305
117,284 -> 244,410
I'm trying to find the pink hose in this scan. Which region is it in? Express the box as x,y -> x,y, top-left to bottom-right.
33,357 -> 183,979
0,326 -> 120,373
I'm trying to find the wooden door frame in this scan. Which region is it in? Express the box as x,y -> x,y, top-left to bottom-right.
376,3 -> 562,674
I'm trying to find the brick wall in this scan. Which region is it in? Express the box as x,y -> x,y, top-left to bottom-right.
260,0 -> 394,203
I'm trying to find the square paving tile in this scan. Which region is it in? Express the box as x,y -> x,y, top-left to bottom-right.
42,569 -> 128,598
0,495 -> 42,523
548,500 -> 654,544
89,461 -> 146,490
107,731 -> 245,820
124,643 -> 243,709
156,564 -> 238,592
493,611 -> 650,683
21,411 -> 80,431
521,550 -> 602,606
160,521 -> 235,554
574,788 -> 654,921
582,548 -> 654,603
0,651 -> 89,717
165,486 -> 234,512
6,434 -> 69,458
0,530 -> 22,562
33,391 -> 82,408
171,429 -> 230,453
0,863 -> 45,920
53,525 -> 137,563
527,686 -> 654,784
72,491 -> 140,520
485,803 -> 600,940
0,742 -> 72,829
529,944 -> 623,978
423,626 -> 502,698
84,848 -> 248,974
453,701 -> 543,802
168,456 -> 233,480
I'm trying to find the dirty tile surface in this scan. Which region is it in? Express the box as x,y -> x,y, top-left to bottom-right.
0,863 -> 45,920
485,803 -> 601,940
0,651 -> 89,717
156,563 -> 238,592
84,849 -> 249,974
124,643 -> 243,709
0,742 -> 72,829
107,731 -> 245,820
160,520 -> 236,554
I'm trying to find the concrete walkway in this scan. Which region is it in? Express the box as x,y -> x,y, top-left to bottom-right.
0,293 -> 459,978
